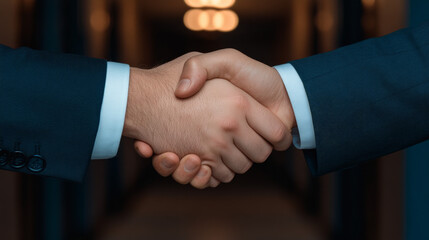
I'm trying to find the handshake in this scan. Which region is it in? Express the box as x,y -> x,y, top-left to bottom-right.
122,49 -> 296,189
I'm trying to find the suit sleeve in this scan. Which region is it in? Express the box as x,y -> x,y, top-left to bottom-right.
0,45 -> 107,181
290,22 -> 429,175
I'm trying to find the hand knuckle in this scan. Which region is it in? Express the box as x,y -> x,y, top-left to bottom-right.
188,51 -> 202,56
237,161 -> 252,174
220,118 -> 239,132
173,173 -> 191,185
175,178 -> 189,185
222,173 -> 235,183
223,48 -> 242,57
232,95 -> 249,109
271,124 -> 287,144
185,57 -> 201,68
258,148 -> 272,163
192,183 -> 207,189
210,181 -> 220,188
209,137 -> 229,151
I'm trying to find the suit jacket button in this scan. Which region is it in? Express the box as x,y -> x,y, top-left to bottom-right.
27,155 -> 46,173
0,150 -> 9,166
10,151 -> 26,169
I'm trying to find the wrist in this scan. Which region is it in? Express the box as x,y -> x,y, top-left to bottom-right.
271,67 -> 297,130
123,67 -> 146,139
122,67 -> 174,144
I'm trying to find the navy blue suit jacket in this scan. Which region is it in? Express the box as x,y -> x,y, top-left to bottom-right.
291,22 -> 429,175
0,45 -> 107,181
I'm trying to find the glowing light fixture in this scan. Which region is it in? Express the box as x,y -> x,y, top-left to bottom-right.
217,10 -> 238,32
184,9 -> 203,31
199,11 -> 210,29
184,0 -> 236,9
213,12 -> 225,29
184,9 -> 238,32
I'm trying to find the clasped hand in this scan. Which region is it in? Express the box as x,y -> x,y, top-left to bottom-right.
123,50 -> 296,189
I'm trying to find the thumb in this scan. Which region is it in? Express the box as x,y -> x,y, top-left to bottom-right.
134,141 -> 154,158
175,57 -> 208,98
152,152 -> 180,177
175,49 -> 243,98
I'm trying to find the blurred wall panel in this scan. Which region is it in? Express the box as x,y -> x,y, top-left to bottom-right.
117,0 -> 151,66
89,161 -> 108,229
0,0 -> 18,47
376,0 -> 407,35
0,2 -> 21,240
85,0 -> 110,58
376,153 -> 404,240
318,173 -> 335,235
291,151 -> 312,195
288,0 -> 314,60
120,139 -> 144,193
0,172 -> 21,240
315,0 -> 339,52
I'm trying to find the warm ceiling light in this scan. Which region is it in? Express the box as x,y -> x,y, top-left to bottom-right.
184,0 -> 236,9
185,0 -> 203,8
184,9 -> 204,31
212,0 -> 236,8
198,11 -> 210,29
218,10 -> 238,32
205,9 -> 217,31
213,12 -> 225,29
184,9 -> 239,32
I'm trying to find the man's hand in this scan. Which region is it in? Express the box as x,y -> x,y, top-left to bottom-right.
124,52 -> 288,188
175,49 -> 295,133
136,49 -> 296,188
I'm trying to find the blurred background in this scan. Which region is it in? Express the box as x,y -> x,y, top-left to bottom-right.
1,0 -> 429,239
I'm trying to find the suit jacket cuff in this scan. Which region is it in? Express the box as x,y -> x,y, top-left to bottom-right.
91,62 -> 130,159
274,63 -> 316,149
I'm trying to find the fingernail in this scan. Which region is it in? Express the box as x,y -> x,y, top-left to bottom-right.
184,159 -> 198,172
197,168 -> 207,177
161,158 -> 173,169
176,79 -> 191,92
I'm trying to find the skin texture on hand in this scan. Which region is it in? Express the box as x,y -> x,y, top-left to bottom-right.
135,49 -> 296,189
176,49 -> 296,134
124,53 -> 287,187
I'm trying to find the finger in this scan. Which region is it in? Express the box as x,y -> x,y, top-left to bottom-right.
245,96 -> 292,151
175,49 -> 245,98
134,141 -> 154,158
220,145 -> 253,174
209,177 -> 220,188
190,165 -> 212,189
152,153 -> 180,177
172,154 -> 202,184
202,158 -> 235,183
234,123 -> 272,164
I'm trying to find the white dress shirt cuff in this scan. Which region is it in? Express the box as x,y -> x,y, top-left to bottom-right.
91,62 -> 130,159
274,63 -> 316,149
